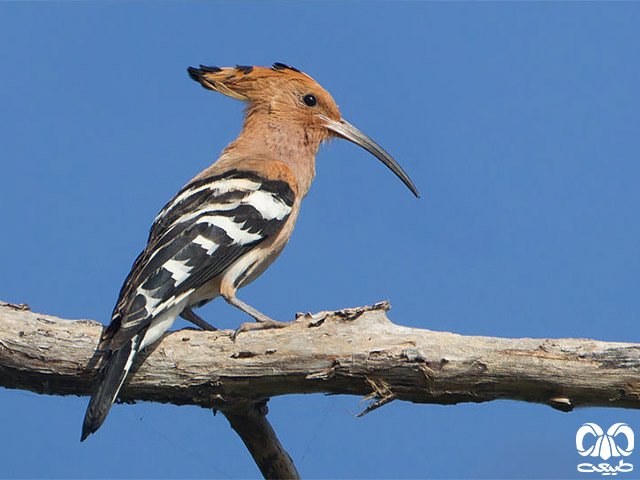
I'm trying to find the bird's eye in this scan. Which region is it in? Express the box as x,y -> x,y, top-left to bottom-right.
303,94 -> 317,107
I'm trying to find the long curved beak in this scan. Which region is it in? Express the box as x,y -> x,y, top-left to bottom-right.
319,116 -> 420,198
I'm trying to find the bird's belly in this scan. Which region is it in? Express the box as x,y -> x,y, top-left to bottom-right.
218,238 -> 288,296
224,203 -> 300,293
187,277 -> 222,309
237,242 -> 287,289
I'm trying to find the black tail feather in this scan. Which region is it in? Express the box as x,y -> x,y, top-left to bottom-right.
81,334 -> 141,441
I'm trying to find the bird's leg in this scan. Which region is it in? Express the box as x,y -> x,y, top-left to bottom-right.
223,294 -> 277,323
222,294 -> 291,340
180,307 -> 218,331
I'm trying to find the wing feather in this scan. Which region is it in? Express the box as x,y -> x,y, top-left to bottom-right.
103,169 -> 294,349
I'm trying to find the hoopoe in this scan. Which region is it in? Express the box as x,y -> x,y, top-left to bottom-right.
81,62 -> 419,441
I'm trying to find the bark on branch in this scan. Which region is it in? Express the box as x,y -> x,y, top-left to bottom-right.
1,300 -> 640,414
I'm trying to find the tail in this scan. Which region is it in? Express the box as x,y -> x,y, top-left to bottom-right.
81,333 -> 142,441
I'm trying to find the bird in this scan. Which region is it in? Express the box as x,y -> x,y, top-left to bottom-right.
81,62 -> 419,441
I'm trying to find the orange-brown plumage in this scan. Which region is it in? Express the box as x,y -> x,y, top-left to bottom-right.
188,63 -> 342,197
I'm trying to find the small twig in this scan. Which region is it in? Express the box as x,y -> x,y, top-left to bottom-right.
355,394 -> 396,417
356,378 -> 396,417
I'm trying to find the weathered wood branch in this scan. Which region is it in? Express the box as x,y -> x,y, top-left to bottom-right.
1,300 -> 640,414
224,400 -> 300,479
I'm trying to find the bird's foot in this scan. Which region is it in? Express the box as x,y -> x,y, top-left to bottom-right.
232,318 -> 292,341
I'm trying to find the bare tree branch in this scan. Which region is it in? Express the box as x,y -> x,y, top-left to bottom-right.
2,300 -> 640,412
2,299 -> 640,478
223,401 -> 300,480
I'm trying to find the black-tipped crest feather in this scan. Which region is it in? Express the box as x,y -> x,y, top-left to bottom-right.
199,65 -> 222,73
272,62 -> 301,73
235,65 -> 253,75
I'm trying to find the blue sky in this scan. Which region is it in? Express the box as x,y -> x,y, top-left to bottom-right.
1,2 -> 639,478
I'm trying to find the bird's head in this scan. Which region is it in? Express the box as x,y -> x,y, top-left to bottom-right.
188,63 -> 419,197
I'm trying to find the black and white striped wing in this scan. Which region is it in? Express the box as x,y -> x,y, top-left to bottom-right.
103,170 -> 294,349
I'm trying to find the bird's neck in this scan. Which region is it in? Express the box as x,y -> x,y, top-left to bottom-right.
224,109 -> 322,198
